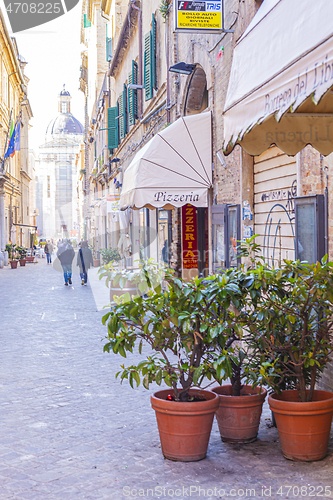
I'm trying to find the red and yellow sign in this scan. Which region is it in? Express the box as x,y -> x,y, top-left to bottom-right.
182,204 -> 198,269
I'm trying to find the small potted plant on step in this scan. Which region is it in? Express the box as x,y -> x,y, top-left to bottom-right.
6,243 -> 19,269
240,251 -> 333,461
17,246 -> 27,266
102,267 -> 244,461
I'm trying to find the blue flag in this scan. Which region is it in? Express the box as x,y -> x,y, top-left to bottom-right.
4,121 -> 16,159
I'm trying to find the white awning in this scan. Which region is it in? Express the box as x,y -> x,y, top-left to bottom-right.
120,112 -> 212,210
223,0 -> 333,156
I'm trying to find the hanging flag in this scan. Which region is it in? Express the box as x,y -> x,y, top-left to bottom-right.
13,119 -> 21,153
216,45 -> 224,62
4,121 -> 16,159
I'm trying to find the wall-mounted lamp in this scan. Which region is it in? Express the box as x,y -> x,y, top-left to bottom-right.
169,62 -> 196,75
216,151 -> 227,168
127,83 -> 144,90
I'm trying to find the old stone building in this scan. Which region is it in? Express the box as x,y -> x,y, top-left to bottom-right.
0,9 -> 33,259
79,0 -> 333,387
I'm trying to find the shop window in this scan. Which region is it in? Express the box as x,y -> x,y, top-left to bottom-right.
139,208 -> 150,260
158,209 -> 171,265
295,195 -> 325,264
212,204 -> 241,271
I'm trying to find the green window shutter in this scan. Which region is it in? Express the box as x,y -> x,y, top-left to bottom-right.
118,94 -> 124,140
123,83 -> 128,136
128,61 -> 138,126
83,14 -> 91,28
144,32 -> 153,101
107,38 -> 112,61
107,107 -> 118,150
152,14 -> 157,90
106,24 -> 112,61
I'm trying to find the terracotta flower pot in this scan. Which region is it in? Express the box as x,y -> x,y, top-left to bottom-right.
19,259 -> 26,266
10,260 -> 18,269
93,259 -> 100,267
110,280 -> 138,303
25,256 -> 35,262
211,385 -> 267,443
268,390 -> 333,461
151,388 -> 219,462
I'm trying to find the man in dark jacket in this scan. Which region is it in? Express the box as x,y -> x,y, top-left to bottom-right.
77,241 -> 93,285
57,240 -> 75,286
44,241 -> 53,264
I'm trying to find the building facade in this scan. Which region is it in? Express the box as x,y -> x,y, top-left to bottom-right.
79,0 -> 333,388
35,88 -> 84,241
0,9 -> 33,258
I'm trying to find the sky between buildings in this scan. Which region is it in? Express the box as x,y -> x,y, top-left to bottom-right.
1,0 -> 84,153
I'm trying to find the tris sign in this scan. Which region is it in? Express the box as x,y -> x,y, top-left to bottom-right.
174,1 -> 223,33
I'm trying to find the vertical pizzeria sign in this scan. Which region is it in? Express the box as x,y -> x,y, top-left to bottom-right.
174,1 -> 223,33
182,204 -> 198,269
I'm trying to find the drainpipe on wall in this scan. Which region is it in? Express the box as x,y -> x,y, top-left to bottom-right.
322,156 -> 329,257
131,1 -> 143,120
166,11 -> 170,124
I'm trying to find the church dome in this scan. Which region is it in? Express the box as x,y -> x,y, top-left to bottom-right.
46,113 -> 84,136
45,86 -> 84,137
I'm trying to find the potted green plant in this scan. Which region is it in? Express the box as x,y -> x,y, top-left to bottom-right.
6,243 -> 19,268
102,268 -> 246,461
93,254 -> 100,267
238,249 -> 333,461
99,258 -> 166,304
207,252 -> 269,444
17,246 -> 27,266
99,247 -> 121,266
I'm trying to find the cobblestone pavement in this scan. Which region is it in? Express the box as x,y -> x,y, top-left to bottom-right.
0,257 -> 333,500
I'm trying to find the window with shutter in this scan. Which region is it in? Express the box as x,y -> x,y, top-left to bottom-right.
144,32 -> 153,101
83,14 -> 91,28
118,94 -> 124,140
152,14 -> 157,90
118,85 -> 128,140
106,25 -> 112,61
107,107 -> 118,150
128,60 -> 138,126
123,84 -> 128,136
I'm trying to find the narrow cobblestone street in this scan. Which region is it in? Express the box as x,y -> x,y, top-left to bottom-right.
0,259 -> 333,500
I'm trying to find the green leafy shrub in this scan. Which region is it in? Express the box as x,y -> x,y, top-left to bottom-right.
100,248 -> 121,265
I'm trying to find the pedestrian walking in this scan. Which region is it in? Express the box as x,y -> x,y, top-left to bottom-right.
44,241 -> 53,264
57,240 -> 75,286
77,241 -> 93,285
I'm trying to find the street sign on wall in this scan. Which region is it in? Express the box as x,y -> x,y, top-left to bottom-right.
182,204 -> 198,269
174,1 -> 223,33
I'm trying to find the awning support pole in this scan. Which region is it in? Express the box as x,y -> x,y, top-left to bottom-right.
208,187 -> 213,276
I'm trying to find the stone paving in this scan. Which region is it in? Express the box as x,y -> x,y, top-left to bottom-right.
0,256 -> 333,500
